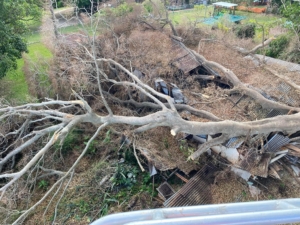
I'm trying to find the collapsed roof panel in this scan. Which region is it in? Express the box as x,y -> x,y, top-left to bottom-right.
164,163 -> 219,207
171,39 -> 220,77
173,53 -> 201,74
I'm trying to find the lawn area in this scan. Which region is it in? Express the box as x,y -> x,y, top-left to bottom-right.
235,10 -> 280,24
2,43 -> 52,103
169,6 -> 214,24
2,58 -> 28,102
169,7 -> 280,25
59,24 -> 84,34
169,7 -> 282,44
25,31 -> 42,44
1,12 -> 82,103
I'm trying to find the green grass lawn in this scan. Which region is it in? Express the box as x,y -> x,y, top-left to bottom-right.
169,7 -> 282,44
235,11 -> 280,24
59,24 -> 84,34
169,6 -> 214,25
169,7 -> 280,25
2,43 -> 52,103
3,59 -> 28,102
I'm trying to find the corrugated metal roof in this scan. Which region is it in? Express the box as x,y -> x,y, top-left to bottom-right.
264,134 -> 290,152
163,163 -> 219,207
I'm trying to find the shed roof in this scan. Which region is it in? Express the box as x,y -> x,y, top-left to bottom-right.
171,39 -> 220,76
171,40 -> 201,74
213,2 -> 238,7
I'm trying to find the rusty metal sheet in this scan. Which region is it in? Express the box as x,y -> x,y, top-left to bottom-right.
163,163 -> 219,207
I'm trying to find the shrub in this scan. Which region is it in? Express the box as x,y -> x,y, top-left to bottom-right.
265,35 -> 289,58
234,23 -> 256,39
279,36 -> 300,63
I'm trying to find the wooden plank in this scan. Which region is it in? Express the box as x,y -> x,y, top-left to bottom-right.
284,144 -> 300,153
175,172 -> 189,183
288,150 -> 300,157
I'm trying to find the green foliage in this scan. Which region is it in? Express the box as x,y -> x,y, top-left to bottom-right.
84,139 -> 97,154
112,3 -> 134,17
281,3 -> 300,26
265,35 -> 289,58
216,14 -> 233,33
163,138 -> 169,149
3,57 -> 29,102
234,23 -> 256,39
0,0 -> 42,79
53,0 -> 64,8
59,131 -> 80,153
179,140 -> 194,157
55,130 -> 101,155
102,130 -> 111,144
83,134 -> 98,154
242,190 -> 247,197
248,19 -> 280,45
143,1 -> 153,13
76,0 -> 99,12
110,163 -> 138,188
38,180 -> 49,190
79,200 -> 90,214
194,5 -> 205,11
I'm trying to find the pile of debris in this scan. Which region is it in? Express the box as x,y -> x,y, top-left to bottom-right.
128,36 -> 300,208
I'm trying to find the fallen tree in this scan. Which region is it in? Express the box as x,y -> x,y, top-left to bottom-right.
1,2 -> 300,224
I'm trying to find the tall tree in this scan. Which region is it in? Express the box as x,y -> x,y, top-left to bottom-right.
0,0 -> 42,79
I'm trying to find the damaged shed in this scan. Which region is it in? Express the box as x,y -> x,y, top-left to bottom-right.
171,39 -> 220,77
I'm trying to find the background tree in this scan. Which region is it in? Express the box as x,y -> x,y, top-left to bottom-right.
280,2 -> 300,61
0,0 -> 42,79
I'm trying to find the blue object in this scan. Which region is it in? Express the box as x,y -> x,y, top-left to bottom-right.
200,14 -> 246,25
